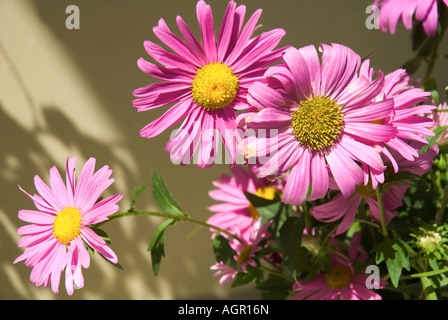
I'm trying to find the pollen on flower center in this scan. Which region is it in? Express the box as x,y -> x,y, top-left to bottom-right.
325,265 -> 352,289
53,207 -> 82,245
192,63 -> 239,111
291,96 -> 344,151
248,186 -> 281,219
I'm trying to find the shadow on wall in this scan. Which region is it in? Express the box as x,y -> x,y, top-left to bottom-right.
0,0 -> 259,300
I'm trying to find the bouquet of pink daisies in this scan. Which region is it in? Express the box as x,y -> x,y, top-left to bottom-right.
14,0 -> 448,300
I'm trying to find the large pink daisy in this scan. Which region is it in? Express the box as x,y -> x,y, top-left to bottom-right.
357,60 -> 435,189
243,43 -> 396,205
133,0 -> 287,168
14,156 -> 123,295
374,0 -> 448,36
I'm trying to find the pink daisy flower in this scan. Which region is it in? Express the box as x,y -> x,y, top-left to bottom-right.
14,156 -> 123,295
293,232 -> 386,300
210,218 -> 271,285
133,0 -> 287,168
208,165 -> 283,240
357,61 -> 435,189
374,0 -> 448,36
243,43 -> 396,205
312,142 -> 439,235
429,102 -> 448,145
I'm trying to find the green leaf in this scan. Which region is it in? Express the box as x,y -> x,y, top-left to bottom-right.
372,236 -> 395,264
128,186 -> 149,211
213,233 -> 240,271
424,78 -> 439,105
279,216 -> 305,277
231,265 -> 263,288
421,276 -> 438,300
373,238 -> 412,288
256,273 -> 293,300
243,191 -> 281,223
147,218 -> 176,276
83,228 -> 123,270
151,171 -> 184,217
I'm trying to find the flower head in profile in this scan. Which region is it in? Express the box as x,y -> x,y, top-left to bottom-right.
210,218 -> 271,285
208,165 -> 283,240
312,142 -> 439,235
243,43 -> 396,205
358,61 -> 435,188
133,0 -> 287,168
14,156 -> 123,295
293,233 -> 386,300
374,0 -> 448,36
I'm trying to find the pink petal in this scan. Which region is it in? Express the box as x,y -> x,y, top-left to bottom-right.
34,175 -> 64,212
196,0 -> 217,62
139,99 -> 193,138
319,43 -> 360,100
325,144 -> 363,196
283,47 -> 312,100
225,8 -> 262,66
309,152 -> 329,201
176,16 -> 207,65
18,209 -> 55,225
81,228 -> 118,264
282,150 -> 311,205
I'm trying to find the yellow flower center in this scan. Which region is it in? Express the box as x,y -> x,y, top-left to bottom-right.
53,207 -> 82,245
355,181 -> 377,197
237,245 -> 253,266
370,119 -> 384,125
291,96 -> 344,151
247,186 -> 281,219
192,63 -> 239,111
325,265 -> 352,289
355,165 -> 395,197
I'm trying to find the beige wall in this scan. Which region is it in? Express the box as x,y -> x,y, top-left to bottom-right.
0,0 -> 447,299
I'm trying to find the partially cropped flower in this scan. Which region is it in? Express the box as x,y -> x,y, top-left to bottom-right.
359,61 -> 435,188
293,233 -> 386,300
374,0 -> 448,36
133,0 -> 287,168
429,102 -> 448,145
208,165 -> 283,240
242,43 -> 396,205
14,157 -> 123,295
312,142 -> 439,234
210,218 -> 271,285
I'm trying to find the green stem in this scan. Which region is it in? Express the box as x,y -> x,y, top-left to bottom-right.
376,187 -> 388,237
95,210 -> 244,244
258,265 -> 287,278
399,266 -> 448,280
424,36 -> 440,82
423,11 -> 446,83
